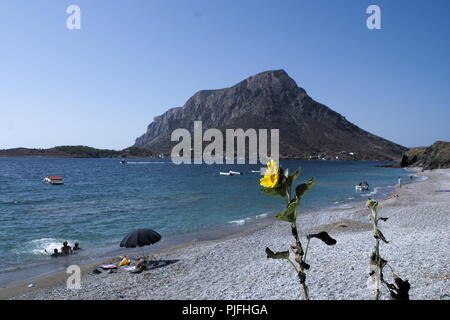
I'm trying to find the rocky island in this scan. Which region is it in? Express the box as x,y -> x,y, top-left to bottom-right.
134,70 -> 407,161
401,141 -> 450,170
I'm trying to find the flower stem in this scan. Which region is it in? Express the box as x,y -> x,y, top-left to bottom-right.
371,208 -> 382,300
287,181 -> 309,300
303,238 -> 311,264
292,219 -> 309,300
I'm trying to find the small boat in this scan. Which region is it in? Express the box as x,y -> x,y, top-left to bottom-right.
220,171 -> 242,176
120,159 -> 127,164
44,176 -> 64,185
355,182 -> 369,191
249,170 -> 261,174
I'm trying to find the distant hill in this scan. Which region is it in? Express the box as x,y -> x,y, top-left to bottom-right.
0,146 -> 157,158
134,70 -> 406,161
400,141 -> 450,170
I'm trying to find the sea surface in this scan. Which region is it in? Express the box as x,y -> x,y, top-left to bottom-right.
0,158 -> 413,286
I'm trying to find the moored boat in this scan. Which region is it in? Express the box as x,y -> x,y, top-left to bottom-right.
220,171 -> 242,176
355,181 -> 369,191
44,176 -> 64,185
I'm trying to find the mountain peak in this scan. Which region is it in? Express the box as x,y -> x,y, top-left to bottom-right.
248,69 -> 289,79
134,70 -> 406,160
240,69 -> 300,92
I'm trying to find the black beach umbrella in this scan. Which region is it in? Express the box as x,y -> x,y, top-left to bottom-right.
120,229 -> 162,263
120,229 -> 161,248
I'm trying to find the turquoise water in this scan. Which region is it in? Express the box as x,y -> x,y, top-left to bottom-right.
0,158 -> 410,285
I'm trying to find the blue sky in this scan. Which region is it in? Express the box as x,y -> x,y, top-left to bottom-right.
0,0 -> 449,149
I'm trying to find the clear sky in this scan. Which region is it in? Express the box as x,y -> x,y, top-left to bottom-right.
0,0 -> 449,150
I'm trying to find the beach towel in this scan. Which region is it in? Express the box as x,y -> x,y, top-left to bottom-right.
99,264 -> 118,270
123,266 -> 136,272
435,190 -> 450,192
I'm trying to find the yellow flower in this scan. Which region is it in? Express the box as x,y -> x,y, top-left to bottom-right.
260,160 -> 280,188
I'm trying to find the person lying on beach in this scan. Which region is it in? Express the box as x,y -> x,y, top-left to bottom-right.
381,193 -> 399,201
61,240 -> 73,255
73,243 -> 82,251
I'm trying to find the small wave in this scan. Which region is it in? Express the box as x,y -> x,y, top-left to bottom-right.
1,198 -> 53,206
334,203 -> 355,209
228,217 -> 254,225
228,219 -> 247,225
360,187 -> 380,197
414,175 -> 428,182
14,238 -> 77,256
125,161 -> 169,164
229,212 -> 270,225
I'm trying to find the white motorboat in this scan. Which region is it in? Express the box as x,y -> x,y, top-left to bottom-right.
355,182 -> 369,191
220,171 -> 242,176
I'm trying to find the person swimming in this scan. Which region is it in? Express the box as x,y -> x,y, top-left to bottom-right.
73,243 -> 82,251
50,248 -> 61,258
61,240 -> 73,255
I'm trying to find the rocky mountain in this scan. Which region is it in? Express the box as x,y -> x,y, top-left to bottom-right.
134,70 -> 406,161
401,141 -> 450,170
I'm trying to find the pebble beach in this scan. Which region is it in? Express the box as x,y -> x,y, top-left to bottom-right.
2,168 -> 449,300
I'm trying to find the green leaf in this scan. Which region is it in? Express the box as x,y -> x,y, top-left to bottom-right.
285,168 -> 301,189
275,199 -> 299,223
295,177 -> 315,199
265,247 -> 289,260
261,183 -> 287,198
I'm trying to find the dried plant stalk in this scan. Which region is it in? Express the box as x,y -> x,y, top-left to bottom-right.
366,199 -> 411,300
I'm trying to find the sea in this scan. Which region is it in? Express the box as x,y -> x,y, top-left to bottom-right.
0,158 -> 414,286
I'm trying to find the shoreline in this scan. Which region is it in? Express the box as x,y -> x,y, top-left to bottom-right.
0,216 -> 284,300
0,162 -> 406,290
0,197 -> 365,300
0,214 -> 275,288
2,167 -> 447,300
